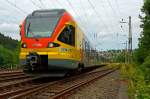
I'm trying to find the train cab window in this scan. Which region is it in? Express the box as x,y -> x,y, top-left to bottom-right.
58,25 -> 75,46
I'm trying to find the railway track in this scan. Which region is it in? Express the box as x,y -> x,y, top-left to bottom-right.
0,67 -> 118,99
0,70 -> 37,98
0,77 -> 35,93
0,70 -> 22,77
0,70 -> 30,82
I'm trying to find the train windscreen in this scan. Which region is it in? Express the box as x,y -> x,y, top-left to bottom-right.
25,17 -> 59,38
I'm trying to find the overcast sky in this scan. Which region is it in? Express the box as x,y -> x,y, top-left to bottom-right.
0,0 -> 143,50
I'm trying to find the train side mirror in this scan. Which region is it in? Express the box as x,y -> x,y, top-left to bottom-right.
19,24 -> 22,35
19,24 -> 22,29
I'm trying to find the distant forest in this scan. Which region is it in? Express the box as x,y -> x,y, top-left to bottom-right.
0,33 -> 19,67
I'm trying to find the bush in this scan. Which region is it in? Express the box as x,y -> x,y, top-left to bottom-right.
120,64 -> 150,99
0,45 -> 19,69
141,55 -> 150,83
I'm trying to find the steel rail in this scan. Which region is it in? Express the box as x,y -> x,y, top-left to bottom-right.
0,75 -> 30,82
0,84 -> 47,99
0,72 -> 25,78
0,78 -> 35,92
51,69 -> 117,99
6,68 -> 117,99
0,71 -> 23,76
8,82 -> 57,99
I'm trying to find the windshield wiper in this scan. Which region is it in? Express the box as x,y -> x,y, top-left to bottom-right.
27,22 -> 31,35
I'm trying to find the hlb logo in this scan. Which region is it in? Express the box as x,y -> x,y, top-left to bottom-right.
32,43 -> 42,47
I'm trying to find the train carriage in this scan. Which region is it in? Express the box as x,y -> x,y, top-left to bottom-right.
19,9 -> 98,74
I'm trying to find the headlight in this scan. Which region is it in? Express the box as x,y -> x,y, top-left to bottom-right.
48,42 -> 54,48
47,42 -> 60,48
22,43 -> 27,48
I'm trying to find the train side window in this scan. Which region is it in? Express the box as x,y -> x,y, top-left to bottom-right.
58,25 -> 75,46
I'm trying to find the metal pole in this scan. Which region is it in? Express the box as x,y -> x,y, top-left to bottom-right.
119,16 -> 132,64
125,41 -> 127,64
128,16 -> 132,64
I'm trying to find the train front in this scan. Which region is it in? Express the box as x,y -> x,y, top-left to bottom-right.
19,9 -> 78,74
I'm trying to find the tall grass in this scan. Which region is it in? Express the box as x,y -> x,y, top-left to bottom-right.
120,63 -> 150,99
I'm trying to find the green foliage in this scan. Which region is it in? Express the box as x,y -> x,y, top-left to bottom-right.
108,50 -> 125,63
0,33 -> 19,69
142,0 -> 150,15
131,1 -> 150,98
114,51 -> 125,62
0,45 -> 14,64
0,33 -> 18,50
136,0 -> 150,64
134,0 -> 150,83
141,55 -> 150,83
120,64 -> 150,99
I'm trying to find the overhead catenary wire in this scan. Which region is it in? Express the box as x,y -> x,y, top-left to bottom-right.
66,0 -> 84,25
106,0 -> 128,49
106,0 -> 123,31
105,0 -> 124,38
5,0 -> 27,14
100,0 -> 118,32
114,0 -> 122,18
78,0 -> 107,48
38,0 -> 46,9
48,0 -> 58,8
79,0 -> 90,27
87,0 -> 110,32
0,6 -> 20,18
80,2 -> 101,49
106,0 -> 119,19
79,0 -> 95,40
55,0 -> 64,8
0,2 -> 25,23
92,0 -> 117,46
31,0 -> 42,9
47,0 -> 84,25
87,0 -> 113,49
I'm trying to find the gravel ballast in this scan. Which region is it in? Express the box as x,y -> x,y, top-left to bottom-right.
68,70 -> 128,99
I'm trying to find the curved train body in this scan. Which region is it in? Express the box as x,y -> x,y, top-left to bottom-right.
19,9 -> 99,74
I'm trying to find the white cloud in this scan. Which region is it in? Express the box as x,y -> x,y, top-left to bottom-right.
0,22 -> 20,40
0,22 -> 19,33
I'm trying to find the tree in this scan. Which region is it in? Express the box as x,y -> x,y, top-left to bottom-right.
134,0 -> 150,83
136,0 -> 150,64
0,33 -> 19,68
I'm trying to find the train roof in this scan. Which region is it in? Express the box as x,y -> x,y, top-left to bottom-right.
32,9 -> 65,16
27,9 -> 66,18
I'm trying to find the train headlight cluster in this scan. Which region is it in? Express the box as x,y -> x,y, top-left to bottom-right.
47,42 -> 60,48
22,43 -> 27,48
48,42 -> 54,48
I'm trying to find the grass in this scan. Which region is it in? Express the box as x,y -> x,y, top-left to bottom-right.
119,63 -> 150,99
